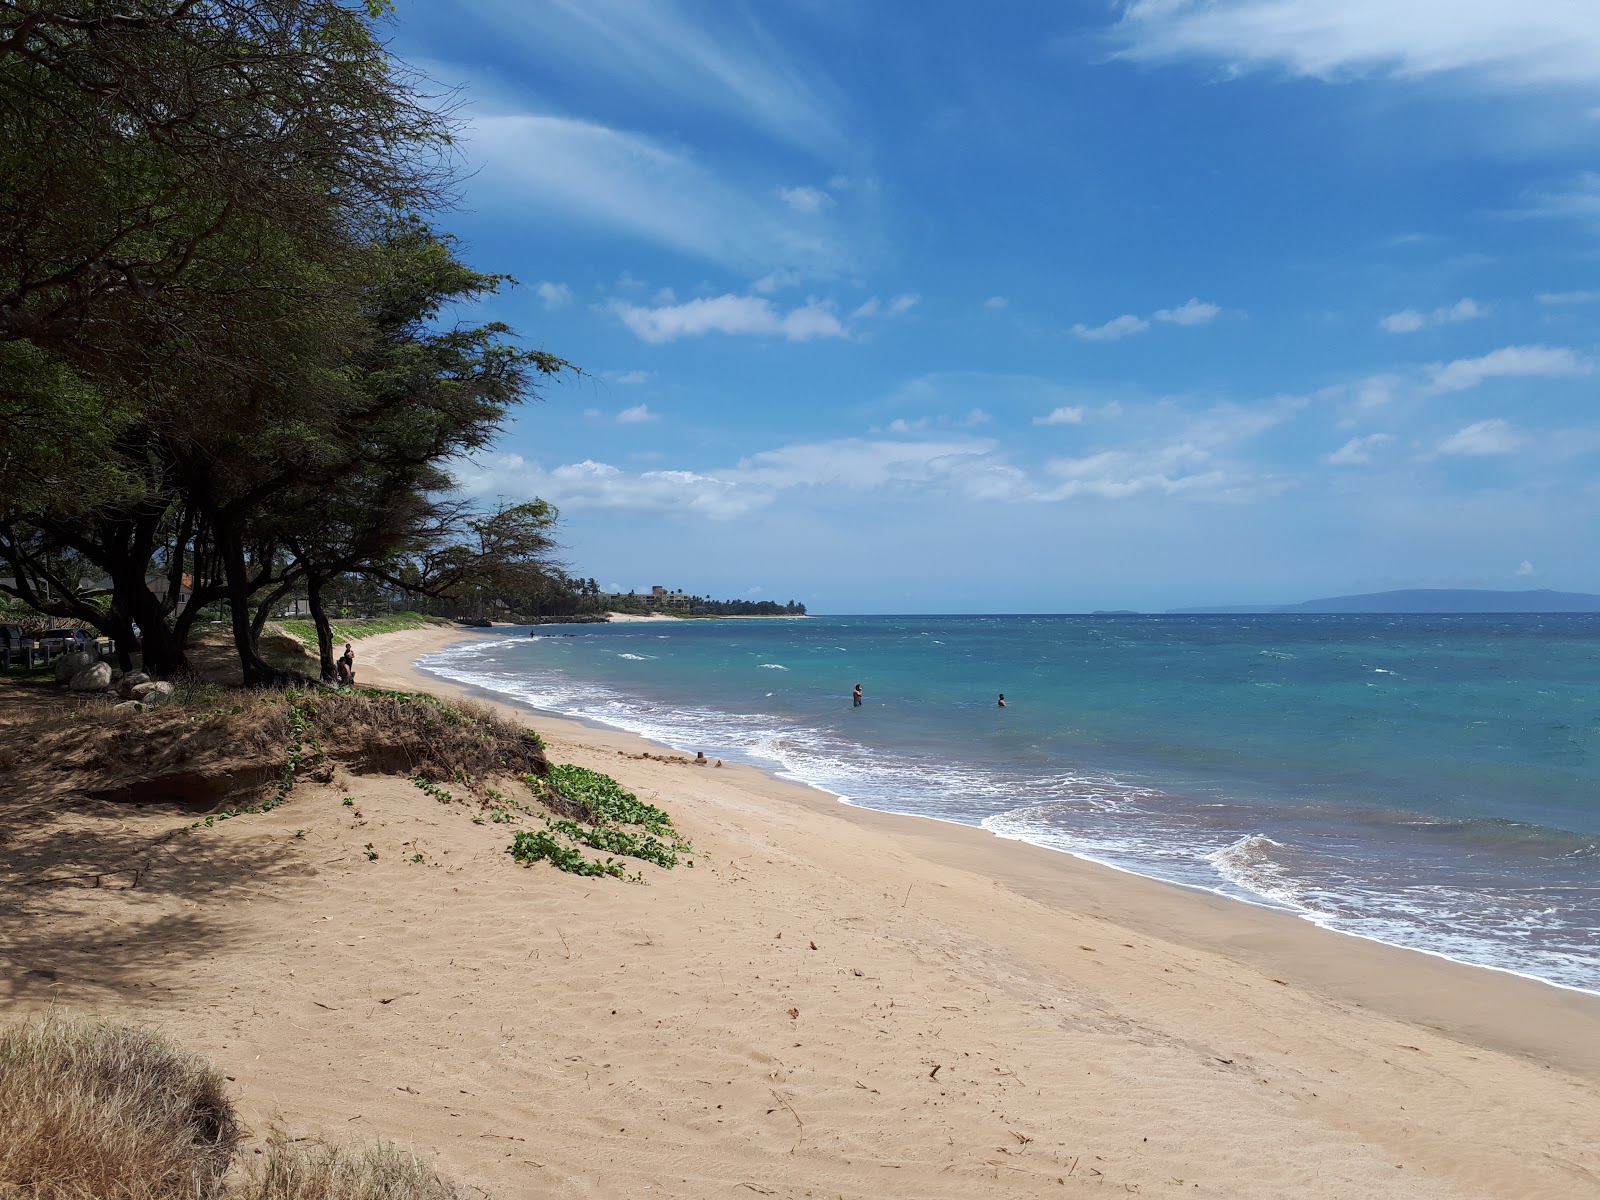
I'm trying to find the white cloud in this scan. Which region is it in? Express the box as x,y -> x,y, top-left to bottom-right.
984,296 -> 1009,310
1379,297 -> 1488,333
1114,0 -> 1600,90
480,0 -> 844,154
1327,433 -> 1393,465
752,269 -> 803,294
886,418 -> 927,434
616,404 -> 658,423
608,293 -> 847,343
1034,406 -> 1086,426
1072,314 -> 1151,342
1437,418 -> 1521,456
1536,289 -> 1600,305
536,281 -> 573,310
1072,298 -> 1225,340
778,185 -> 833,213
1425,344 -> 1592,394
604,369 -> 651,385
850,294 -> 918,321
1521,172 -> 1600,226
467,114 -> 847,273
1379,309 -> 1427,334
1155,298 -> 1221,326
1515,559 -> 1535,576
453,402 -> 1288,519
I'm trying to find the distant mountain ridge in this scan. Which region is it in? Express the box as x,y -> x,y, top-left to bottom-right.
1168,589 -> 1600,615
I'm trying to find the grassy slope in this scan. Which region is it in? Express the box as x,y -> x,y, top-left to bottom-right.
270,612 -> 444,648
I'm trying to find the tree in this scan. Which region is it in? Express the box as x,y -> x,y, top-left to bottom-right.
0,2 -> 579,682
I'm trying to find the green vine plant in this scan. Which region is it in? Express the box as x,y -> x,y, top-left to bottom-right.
507,764 -> 694,880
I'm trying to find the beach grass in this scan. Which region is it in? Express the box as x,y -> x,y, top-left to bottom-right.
0,1011 -> 241,1200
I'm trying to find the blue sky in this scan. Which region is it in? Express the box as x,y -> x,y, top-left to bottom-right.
387,0 -> 1600,613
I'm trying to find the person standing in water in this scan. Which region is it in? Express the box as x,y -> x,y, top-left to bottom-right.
997,693 -> 1006,707
852,682 -> 863,707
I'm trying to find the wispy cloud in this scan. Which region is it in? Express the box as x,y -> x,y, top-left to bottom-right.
1378,297 -> 1488,333
779,185 -> 833,213
1437,418 -> 1521,456
1327,433 -> 1393,465
1034,406 -> 1086,426
616,403 -> 659,423
1070,297 -> 1223,341
984,296 -> 1009,310
1536,290 -> 1600,305
481,0 -> 845,155
536,281 -> 573,310
1520,172 -> 1600,227
1113,0 -> 1600,90
1425,344 -> 1592,394
455,399 -> 1289,518
1155,298 -> 1221,326
603,369 -> 651,385
607,293 -> 847,343
466,113 -> 849,273
1071,314 -> 1150,342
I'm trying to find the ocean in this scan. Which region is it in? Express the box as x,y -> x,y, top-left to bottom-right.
418,614 -> 1600,994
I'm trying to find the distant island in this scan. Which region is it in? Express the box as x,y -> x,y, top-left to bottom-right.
1166,589 -> 1600,615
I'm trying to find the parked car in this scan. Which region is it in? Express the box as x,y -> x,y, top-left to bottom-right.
39,628 -> 96,652
0,624 -> 28,651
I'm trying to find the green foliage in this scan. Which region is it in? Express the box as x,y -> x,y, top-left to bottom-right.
506,829 -> 625,878
409,775 -> 453,803
508,764 -> 691,880
542,764 -> 678,837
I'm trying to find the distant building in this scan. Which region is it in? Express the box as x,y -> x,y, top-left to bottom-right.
647,585 -> 693,608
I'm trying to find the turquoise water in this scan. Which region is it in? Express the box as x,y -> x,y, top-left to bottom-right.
420,614 -> 1600,993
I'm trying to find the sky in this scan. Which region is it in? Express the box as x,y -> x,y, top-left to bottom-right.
385,0 -> 1600,613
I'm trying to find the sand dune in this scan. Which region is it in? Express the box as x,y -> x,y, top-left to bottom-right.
3,626 -> 1598,1198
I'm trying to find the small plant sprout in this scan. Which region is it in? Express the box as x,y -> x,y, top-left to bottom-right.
342,797 -> 355,807
411,853 -> 423,863
364,844 -> 377,861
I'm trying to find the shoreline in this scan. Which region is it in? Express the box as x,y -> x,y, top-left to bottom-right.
7,623 -> 1600,1196
366,626 -> 1600,1079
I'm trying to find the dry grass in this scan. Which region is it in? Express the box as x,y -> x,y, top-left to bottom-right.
0,1011 -> 241,1200
310,690 -> 549,791
0,1015 -> 485,1200
232,1132 -> 477,1200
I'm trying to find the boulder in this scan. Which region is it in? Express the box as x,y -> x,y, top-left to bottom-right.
112,699 -> 146,715
117,671 -> 151,697
130,680 -> 175,706
68,661 -> 113,692
53,650 -> 96,683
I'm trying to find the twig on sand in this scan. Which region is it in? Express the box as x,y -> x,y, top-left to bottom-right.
557,928 -> 571,960
768,1089 -> 804,1127
901,883 -> 912,908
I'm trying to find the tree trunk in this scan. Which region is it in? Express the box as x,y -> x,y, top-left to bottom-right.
216,519 -> 288,686
307,574 -> 337,682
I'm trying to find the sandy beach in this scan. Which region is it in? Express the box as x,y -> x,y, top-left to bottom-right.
5,625 -> 1600,1199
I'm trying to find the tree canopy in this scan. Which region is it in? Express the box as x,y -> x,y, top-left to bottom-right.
0,0 -> 574,681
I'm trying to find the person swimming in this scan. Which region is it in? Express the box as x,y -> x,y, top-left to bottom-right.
852,682 -> 863,707
998,693 -> 1006,707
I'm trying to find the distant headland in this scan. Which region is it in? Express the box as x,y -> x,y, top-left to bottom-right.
1165,588 -> 1600,615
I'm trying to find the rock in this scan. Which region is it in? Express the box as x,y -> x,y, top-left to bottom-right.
53,650 -> 96,683
68,661 -> 113,692
130,680 -> 175,705
112,700 -> 146,715
117,671 -> 151,697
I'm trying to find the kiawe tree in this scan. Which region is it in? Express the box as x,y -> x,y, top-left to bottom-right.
0,1 -> 573,680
